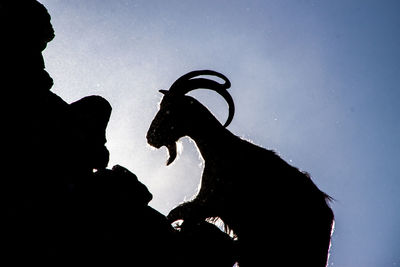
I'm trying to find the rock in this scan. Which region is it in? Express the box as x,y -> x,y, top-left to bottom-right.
1,1 -> 236,266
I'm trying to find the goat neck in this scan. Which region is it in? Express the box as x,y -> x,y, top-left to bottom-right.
188,123 -> 236,162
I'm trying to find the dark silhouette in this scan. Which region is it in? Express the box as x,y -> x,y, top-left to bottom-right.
147,70 -> 335,266
1,1 -> 237,266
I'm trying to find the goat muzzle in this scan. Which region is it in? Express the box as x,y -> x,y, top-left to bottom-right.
147,131 -> 177,166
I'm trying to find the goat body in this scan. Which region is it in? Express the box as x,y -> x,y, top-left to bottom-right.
147,70 -> 334,266
169,127 -> 333,266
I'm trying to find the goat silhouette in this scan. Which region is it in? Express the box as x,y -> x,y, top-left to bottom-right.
147,70 -> 334,266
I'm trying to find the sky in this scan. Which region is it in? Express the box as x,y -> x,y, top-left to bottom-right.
40,1 -> 399,266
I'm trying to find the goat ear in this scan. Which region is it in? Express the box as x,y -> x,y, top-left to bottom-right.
159,89 -> 168,95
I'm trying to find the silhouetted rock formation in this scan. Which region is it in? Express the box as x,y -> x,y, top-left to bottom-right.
1,1 -> 236,266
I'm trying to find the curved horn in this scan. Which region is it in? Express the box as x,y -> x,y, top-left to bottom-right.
169,70 -> 231,93
167,70 -> 235,127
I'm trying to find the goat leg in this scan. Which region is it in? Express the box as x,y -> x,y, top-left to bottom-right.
167,201 -> 207,225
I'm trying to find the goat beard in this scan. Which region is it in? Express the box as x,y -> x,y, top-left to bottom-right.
166,142 -> 177,166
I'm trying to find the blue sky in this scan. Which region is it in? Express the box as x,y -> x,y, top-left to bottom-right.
41,1 -> 400,266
